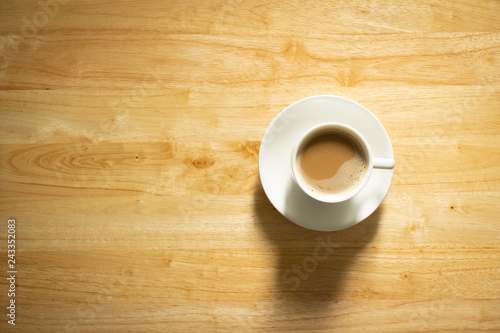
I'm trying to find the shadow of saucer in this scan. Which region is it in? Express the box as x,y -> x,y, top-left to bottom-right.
253,176 -> 381,313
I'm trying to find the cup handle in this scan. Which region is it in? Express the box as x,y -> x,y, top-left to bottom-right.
373,157 -> 395,169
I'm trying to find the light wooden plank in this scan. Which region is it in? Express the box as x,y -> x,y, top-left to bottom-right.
1,0 -> 499,37
1,33 -> 499,89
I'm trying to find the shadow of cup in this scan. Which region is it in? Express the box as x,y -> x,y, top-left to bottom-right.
253,177 -> 381,312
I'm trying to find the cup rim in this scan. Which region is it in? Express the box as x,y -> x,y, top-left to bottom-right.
291,122 -> 373,203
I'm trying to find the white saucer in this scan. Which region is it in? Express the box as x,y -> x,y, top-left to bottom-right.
258,95 -> 394,231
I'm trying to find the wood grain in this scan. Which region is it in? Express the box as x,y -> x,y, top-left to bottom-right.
1,33 -> 499,90
1,0 -> 500,332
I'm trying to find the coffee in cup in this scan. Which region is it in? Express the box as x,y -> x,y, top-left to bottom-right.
291,122 -> 394,203
298,130 -> 367,196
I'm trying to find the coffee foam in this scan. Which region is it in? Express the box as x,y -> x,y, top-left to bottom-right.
298,129 -> 367,197
306,150 -> 367,196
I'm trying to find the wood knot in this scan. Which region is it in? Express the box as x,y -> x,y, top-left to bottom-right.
336,66 -> 363,87
449,204 -> 465,214
283,39 -> 307,61
186,156 -> 215,169
238,141 -> 260,160
161,142 -> 175,159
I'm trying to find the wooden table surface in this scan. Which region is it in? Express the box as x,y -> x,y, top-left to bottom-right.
1,0 -> 500,332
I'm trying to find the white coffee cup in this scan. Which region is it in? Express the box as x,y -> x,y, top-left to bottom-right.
291,122 -> 394,203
